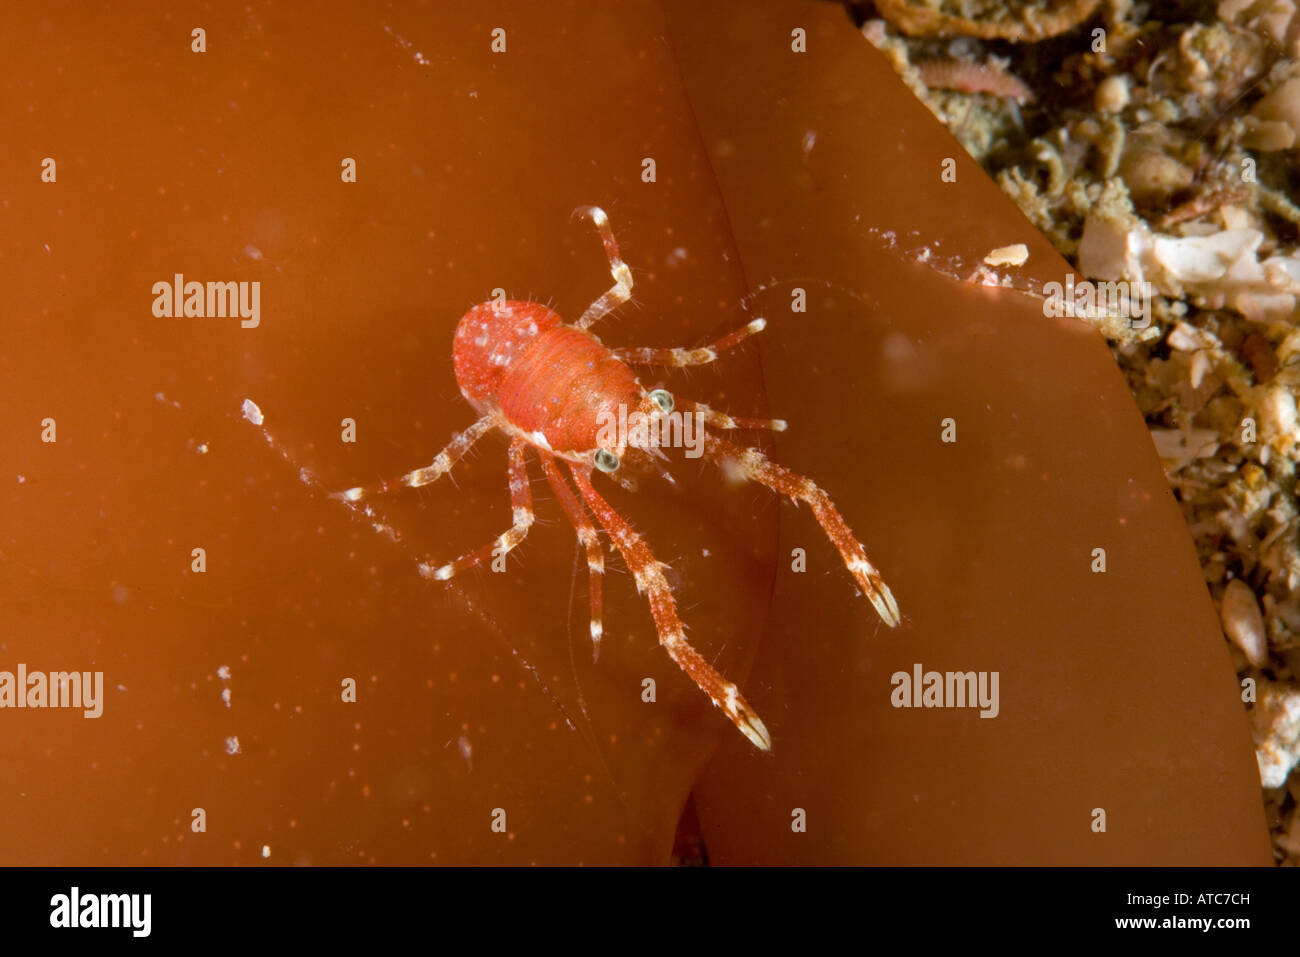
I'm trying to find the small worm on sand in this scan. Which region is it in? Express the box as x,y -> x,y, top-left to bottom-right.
917,59 -> 1035,105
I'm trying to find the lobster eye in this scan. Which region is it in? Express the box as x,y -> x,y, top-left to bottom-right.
594,449 -> 620,473
649,389 -> 674,413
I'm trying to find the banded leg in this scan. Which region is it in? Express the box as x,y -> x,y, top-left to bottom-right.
418,439 -> 534,580
675,397 -> 787,433
333,415 -> 496,503
614,318 -> 768,367
539,454 -> 605,660
569,464 -> 772,751
704,433 -> 900,627
573,205 -> 633,330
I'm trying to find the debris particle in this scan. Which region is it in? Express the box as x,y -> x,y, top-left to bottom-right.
1094,75 -> 1129,113
1254,682 -> 1300,789
1221,578 -> 1268,667
241,398 -> 264,426
983,243 -> 1028,267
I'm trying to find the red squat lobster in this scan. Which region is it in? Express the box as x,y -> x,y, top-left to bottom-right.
334,206 -> 899,750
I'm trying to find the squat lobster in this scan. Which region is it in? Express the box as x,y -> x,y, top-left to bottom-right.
333,206 -> 899,750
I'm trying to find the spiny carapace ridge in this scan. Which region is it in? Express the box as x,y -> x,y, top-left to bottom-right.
330,205 -> 900,751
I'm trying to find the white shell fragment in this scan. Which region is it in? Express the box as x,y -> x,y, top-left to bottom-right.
1249,77 -> 1300,149
241,398 -> 264,426
983,243 -> 1028,267
1253,681 -> 1300,789
1220,578 -> 1268,667
1094,75 -> 1129,113
1079,210 -> 1300,323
